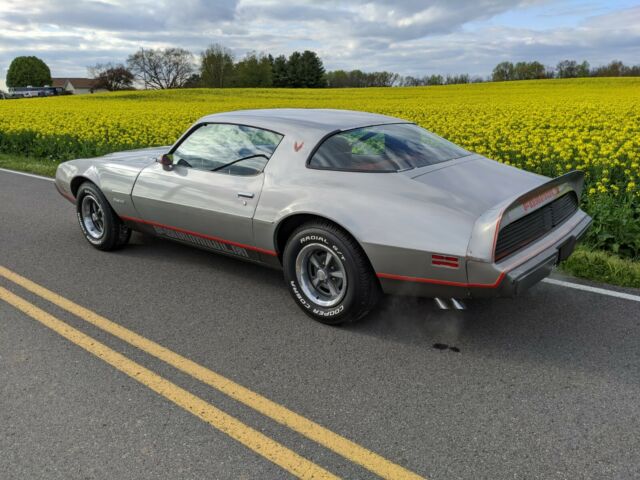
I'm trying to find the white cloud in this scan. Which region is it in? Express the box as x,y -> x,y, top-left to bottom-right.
0,0 -> 638,85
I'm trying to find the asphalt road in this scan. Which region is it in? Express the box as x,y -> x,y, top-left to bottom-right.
1,169 -> 639,480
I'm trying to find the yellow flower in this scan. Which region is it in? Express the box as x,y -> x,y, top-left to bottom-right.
0,77 -> 638,200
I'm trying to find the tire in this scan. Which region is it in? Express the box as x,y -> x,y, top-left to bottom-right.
76,182 -> 131,251
283,221 -> 381,325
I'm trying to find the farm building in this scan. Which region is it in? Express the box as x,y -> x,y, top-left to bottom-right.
51,78 -> 107,94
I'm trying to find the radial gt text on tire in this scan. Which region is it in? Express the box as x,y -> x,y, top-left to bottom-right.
283,221 -> 381,324
75,182 -> 131,251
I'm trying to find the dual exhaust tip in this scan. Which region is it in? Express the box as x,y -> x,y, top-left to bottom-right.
434,297 -> 466,310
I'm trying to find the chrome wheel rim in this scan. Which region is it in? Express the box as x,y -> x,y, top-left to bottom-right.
295,244 -> 347,308
81,194 -> 104,239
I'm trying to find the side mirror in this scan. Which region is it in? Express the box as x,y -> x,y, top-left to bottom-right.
157,154 -> 173,166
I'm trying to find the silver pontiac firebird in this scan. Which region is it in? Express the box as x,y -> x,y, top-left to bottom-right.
55,109 -> 592,324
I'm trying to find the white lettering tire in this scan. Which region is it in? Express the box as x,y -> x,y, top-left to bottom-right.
283,221 -> 381,325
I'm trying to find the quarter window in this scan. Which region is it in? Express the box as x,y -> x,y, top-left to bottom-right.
172,123 -> 283,175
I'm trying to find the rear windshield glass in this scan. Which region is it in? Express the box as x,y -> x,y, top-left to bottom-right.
308,123 -> 471,172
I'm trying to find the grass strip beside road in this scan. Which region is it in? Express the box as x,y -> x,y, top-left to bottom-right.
559,247 -> 640,289
0,285 -> 339,480
0,153 -> 60,177
0,265 -> 425,480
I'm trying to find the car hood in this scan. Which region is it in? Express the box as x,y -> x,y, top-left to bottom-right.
403,154 -> 548,218
99,145 -> 170,167
55,146 -> 171,201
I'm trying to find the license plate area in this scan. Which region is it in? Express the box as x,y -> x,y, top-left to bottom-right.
557,236 -> 577,262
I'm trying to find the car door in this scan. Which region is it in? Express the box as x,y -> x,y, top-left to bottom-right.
131,122 -> 283,261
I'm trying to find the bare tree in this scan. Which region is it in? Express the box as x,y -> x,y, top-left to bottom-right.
127,48 -> 194,89
88,63 -> 134,91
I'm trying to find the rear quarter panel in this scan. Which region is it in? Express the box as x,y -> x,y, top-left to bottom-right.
254,140 -> 481,287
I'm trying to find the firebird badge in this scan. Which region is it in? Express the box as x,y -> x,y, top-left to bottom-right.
294,141 -> 304,152
522,187 -> 560,211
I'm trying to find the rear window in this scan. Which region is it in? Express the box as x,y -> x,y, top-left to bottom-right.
308,123 -> 470,172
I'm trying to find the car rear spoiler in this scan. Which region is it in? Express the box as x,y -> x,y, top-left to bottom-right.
467,171 -> 586,262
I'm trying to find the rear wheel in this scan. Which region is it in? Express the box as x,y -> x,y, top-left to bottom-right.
76,182 -> 131,251
283,221 -> 380,325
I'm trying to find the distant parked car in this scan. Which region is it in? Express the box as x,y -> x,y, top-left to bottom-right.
55,109 -> 592,324
0,90 -> 19,100
8,86 -> 64,98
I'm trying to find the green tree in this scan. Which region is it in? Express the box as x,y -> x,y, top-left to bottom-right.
325,70 -> 349,87
200,44 -> 234,88
232,52 -> 272,87
513,62 -> 528,80
299,50 -> 326,87
183,74 -> 202,88
426,74 -> 444,86
6,56 -> 52,88
528,61 -> 546,79
401,76 -> 423,87
556,59 -> 579,78
286,51 -> 303,87
348,70 -> 367,87
513,61 -> 546,80
328,70 -> 400,87
491,61 -> 514,81
272,55 -> 289,87
576,61 -> 590,77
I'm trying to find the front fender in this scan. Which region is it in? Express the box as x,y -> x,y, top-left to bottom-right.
55,156 -> 152,218
55,160 -> 102,202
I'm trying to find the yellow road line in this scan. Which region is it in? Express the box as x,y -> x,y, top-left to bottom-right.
0,286 -> 338,480
0,265 -> 424,480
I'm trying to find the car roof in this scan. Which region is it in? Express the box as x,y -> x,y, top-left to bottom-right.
197,108 -> 409,136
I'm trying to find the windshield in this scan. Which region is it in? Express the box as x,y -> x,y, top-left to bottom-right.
172,123 -> 283,174
308,123 -> 471,172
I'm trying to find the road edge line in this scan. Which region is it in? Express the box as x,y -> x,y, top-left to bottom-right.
0,168 -> 55,182
543,277 -> 640,302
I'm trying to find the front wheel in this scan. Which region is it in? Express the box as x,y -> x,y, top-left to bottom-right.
76,182 -> 131,251
283,222 -> 380,325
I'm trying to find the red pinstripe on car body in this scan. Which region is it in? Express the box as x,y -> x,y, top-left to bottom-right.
376,271 -> 506,288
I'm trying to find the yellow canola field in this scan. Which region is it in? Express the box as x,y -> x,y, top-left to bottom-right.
0,78 -> 638,197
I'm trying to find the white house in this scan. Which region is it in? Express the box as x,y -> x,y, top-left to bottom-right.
51,78 -> 107,94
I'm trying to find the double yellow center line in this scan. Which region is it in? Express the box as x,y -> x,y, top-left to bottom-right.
0,265 -> 424,480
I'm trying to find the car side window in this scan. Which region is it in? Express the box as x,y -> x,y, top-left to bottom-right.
309,124 -> 470,172
172,123 -> 283,176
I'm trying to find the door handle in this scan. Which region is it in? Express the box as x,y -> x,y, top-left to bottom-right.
237,192 -> 254,199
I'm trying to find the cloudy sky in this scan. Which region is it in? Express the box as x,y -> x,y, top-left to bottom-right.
0,0 -> 638,88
